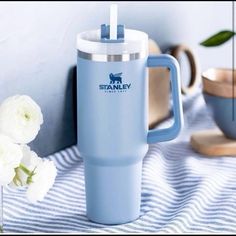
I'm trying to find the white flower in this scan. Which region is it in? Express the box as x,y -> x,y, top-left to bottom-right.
0,134 -> 23,185
21,145 -> 41,169
0,95 -> 43,144
11,145 -> 57,203
11,145 -> 41,187
26,159 -> 57,203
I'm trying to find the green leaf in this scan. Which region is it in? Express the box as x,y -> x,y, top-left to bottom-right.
200,30 -> 235,47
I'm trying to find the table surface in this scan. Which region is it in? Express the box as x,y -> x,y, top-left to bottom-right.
3,91 -> 236,233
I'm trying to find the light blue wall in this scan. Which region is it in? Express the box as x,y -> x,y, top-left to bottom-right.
0,1 -> 233,156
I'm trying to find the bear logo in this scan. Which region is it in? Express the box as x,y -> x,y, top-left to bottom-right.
109,73 -> 122,84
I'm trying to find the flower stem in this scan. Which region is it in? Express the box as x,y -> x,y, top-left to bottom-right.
18,163 -> 36,185
19,163 -> 31,176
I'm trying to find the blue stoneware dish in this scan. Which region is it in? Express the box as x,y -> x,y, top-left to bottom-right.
202,68 -> 236,139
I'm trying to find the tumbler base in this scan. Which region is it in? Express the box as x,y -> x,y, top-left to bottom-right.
84,160 -> 143,225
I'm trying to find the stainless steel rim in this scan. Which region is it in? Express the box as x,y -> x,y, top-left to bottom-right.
77,50 -> 146,62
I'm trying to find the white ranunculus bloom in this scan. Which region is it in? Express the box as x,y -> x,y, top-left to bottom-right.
0,95 -> 43,144
21,145 -> 41,169
10,145 -> 57,203
0,134 -> 23,185
26,158 -> 57,203
11,145 -> 42,187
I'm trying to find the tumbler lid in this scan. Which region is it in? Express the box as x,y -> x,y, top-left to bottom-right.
77,29 -> 148,55
77,4 -> 148,56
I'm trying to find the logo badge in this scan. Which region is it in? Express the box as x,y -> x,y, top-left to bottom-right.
109,73 -> 122,84
99,73 -> 131,93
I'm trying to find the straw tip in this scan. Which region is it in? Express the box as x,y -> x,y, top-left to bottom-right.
110,4 -> 118,9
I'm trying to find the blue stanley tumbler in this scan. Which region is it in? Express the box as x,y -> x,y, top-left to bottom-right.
77,5 -> 183,225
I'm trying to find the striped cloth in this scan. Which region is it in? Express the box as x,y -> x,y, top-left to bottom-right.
3,91 -> 236,233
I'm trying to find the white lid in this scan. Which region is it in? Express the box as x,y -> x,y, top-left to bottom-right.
76,29 -> 148,55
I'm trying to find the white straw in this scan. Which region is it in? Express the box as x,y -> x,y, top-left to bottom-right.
110,4 -> 118,40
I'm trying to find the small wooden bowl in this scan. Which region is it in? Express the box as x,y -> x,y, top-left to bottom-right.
202,68 -> 236,98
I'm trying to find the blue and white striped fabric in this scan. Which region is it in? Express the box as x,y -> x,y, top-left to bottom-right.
3,91 -> 236,233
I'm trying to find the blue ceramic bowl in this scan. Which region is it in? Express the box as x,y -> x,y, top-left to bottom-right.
202,68 -> 236,139
203,93 -> 236,139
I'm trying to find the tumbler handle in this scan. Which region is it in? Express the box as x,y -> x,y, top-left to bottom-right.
147,55 -> 184,143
